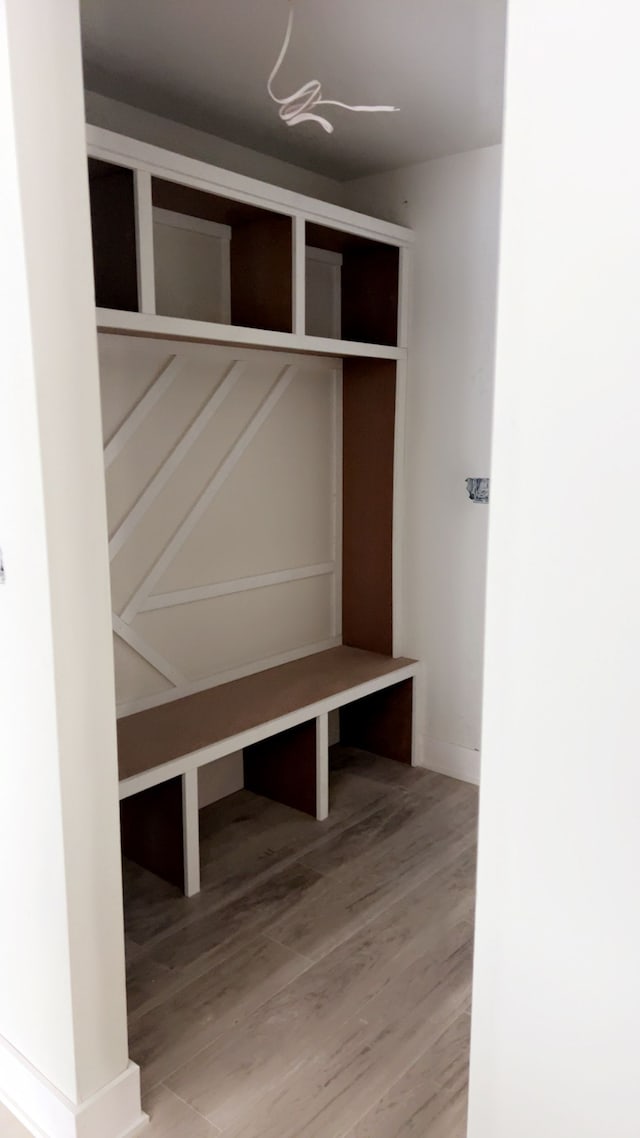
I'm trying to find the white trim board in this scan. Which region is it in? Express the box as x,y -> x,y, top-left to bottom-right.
118,660 -> 418,799
119,365 -> 296,622
86,126 -> 414,248
108,360 -> 243,560
152,207 -> 232,241
140,562 -> 336,612
420,736 -> 481,785
0,1036 -> 146,1138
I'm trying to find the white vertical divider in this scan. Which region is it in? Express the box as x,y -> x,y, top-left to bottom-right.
331,366 -> 343,640
392,245 -> 411,657
397,244 -> 412,350
134,168 -> 156,314
315,713 -> 329,821
293,214 -> 306,336
181,768 -> 201,897
392,355 -> 408,659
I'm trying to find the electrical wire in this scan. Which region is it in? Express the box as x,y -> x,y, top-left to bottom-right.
267,1 -> 399,133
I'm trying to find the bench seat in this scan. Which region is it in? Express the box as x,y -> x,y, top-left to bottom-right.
117,646 -> 417,896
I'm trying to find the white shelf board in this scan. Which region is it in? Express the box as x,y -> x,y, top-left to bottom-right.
96,308 -> 406,361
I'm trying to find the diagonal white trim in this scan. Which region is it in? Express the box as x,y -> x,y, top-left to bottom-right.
103,354 -> 183,470
112,614 -> 185,688
139,561 -> 336,612
108,360 -> 244,560
115,637 -> 342,719
121,366 -> 297,623
153,206 -> 232,241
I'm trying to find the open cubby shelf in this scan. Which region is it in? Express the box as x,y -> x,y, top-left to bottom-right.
87,129 -> 410,355
88,127 -> 415,898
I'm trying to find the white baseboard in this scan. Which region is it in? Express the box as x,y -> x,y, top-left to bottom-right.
0,1034 -> 147,1138
418,735 -> 481,785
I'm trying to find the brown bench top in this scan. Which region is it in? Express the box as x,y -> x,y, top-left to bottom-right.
117,646 -> 415,781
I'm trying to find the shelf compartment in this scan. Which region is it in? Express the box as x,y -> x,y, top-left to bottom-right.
151,178 -> 293,334
306,223 -> 399,347
88,158 -> 139,312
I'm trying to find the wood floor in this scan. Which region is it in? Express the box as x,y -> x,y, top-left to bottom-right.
0,748 -> 478,1138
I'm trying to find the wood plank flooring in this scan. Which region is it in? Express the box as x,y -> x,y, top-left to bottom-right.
0,748 -> 478,1138
127,746 -> 478,1136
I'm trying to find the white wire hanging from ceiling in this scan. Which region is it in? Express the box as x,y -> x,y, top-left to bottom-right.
267,0 -> 399,133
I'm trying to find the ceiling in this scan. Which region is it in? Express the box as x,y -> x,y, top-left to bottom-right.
80,0 -> 506,182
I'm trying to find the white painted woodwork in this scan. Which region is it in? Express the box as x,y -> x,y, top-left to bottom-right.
198,752 -> 244,808
100,335 -> 341,714
108,360 -> 243,559
118,661 -> 418,800
315,714 -> 329,822
112,613 -> 185,688
181,769 -> 201,897
0,0 -> 141,1128
133,168 -> 155,315
103,353 -> 183,470
116,638 -> 342,719
293,214 -> 306,336
153,206 -> 232,323
139,562 -> 336,611
87,126 -> 414,247
112,634 -> 173,706
96,306 -> 405,360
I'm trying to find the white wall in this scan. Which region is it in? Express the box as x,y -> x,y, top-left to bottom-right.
468,1 -> 640,1135
84,90 -> 344,205
344,146 -> 502,782
0,1 -> 141,1131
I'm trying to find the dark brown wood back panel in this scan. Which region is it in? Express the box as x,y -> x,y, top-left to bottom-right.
231,214 -> 292,332
342,359 -> 396,655
88,159 -> 138,312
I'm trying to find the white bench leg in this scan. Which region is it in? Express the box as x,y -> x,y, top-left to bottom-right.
181,769 -> 201,897
315,713 -> 329,821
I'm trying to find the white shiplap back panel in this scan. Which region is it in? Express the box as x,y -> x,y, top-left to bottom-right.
156,366 -> 335,590
98,334 -> 341,716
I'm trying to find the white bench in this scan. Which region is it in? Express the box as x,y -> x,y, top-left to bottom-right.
118,646 -> 417,896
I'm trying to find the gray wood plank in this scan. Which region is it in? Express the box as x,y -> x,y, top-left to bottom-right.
142,1085 -> 220,1136
130,934 -> 310,1091
164,907 -> 472,1128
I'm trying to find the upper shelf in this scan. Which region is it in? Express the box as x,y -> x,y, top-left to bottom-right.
87,127 -> 412,360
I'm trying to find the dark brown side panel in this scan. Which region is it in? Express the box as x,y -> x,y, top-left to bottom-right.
340,678 -> 413,765
342,244 -> 399,347
88,159 -> 138,312
342,358 -> 395,655
120,777 -> 184,891
231,215 -> 293,333
244,720 -> 317,816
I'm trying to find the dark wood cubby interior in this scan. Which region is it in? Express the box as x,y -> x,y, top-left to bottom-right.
306,223 -> 399,347
120,776 -> 185,891
88,158 -> 139,312
244,720 -> 319,816
342,358 -> 396,655
152,178 -> 293,333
